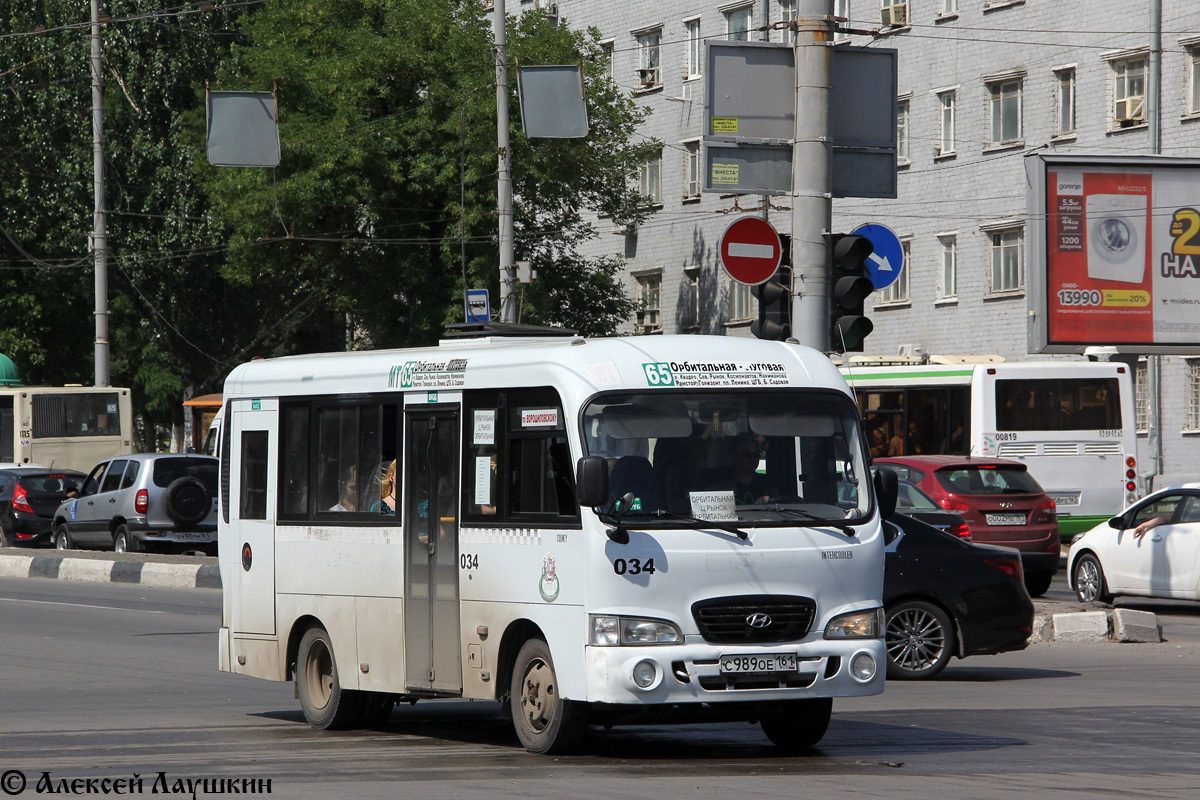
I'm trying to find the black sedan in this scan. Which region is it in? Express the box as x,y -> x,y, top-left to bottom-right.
0,467 -> 85,547
884,511 -> 1034,679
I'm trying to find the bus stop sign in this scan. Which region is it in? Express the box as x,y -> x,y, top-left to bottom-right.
720,217 -> 782,286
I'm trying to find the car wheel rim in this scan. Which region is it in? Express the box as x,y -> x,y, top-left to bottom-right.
1077,561 -> 1100,602
886,607 -> 945,674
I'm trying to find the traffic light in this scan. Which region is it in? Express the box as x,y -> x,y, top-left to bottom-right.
828,234 -> 875,352
752,234 -> 792,341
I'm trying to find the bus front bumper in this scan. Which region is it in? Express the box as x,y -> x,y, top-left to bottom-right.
582,637 -> 885,708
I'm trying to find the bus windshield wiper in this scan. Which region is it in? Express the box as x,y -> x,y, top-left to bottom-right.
760,506 -> 856,536
645,509 -> 749,540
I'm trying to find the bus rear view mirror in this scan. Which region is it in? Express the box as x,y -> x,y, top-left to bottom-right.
576,456 -> 609,508
874,467 -> 898,520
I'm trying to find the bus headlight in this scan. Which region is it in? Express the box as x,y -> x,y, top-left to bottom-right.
590,615 -> 683,646
824,608 -> 884,639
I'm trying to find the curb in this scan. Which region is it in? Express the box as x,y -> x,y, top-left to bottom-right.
1030,605 -> 1162,644
0,552 -> 221,590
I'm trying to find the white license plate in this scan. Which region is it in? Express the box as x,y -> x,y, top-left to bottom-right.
719,653 -> 799,673
173,532 -> 215,541
986,513 -> 1026,526
1048,493 -> 1080,506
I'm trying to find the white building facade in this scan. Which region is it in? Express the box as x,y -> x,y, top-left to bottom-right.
530,0 -> 1200,481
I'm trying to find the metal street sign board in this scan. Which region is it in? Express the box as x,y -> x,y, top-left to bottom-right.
517,65 -> 589,138
466,289 -> 490,323
720,217 -> 782,285
705,41 -> 795,142
206,91 -> 280,168
851,223 -> 904,290
704,142 -> 792,196
831,47 -> 897,149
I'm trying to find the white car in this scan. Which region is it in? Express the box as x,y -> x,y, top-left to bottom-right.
1068,483 -> 1200,603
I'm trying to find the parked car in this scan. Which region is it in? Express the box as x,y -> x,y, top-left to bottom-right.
52,454 -> 218,555
884,512 -> 1034,679
1068,482 -> 1200,604
894,478 -> 972,541
0,467 -> 85,547
874,455 -> 1060,598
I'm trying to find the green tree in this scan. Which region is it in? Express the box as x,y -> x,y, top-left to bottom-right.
201,0 -> 657,345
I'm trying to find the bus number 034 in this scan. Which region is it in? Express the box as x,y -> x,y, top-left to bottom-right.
612,558 -> 656,576
460,553 -> 479,570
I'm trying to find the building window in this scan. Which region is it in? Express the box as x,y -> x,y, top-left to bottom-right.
636,272 -> 662,332
938,235 -> 957,299
1188,359 -> 1200,431
727,279 -> 752,323
897,97 -> 910,162
937,90 -> 956,155
1113,57 -> 1146,126
685,19 -> 702,79
600,41 -> 614,82
636,29 -> 661,88
879,239 -> 910,304
725,5 -> 752,41
781,0 -> 800,43
988,79 -> 1023,145
880,0 -> 907,28
1189,48 -> 1200,115
640,149 -> 662,204
1135,358 -> 1148,433
1055,68 -> 1076,136
989,227 -> 1024,293
683,142 -> 701,199
938,0 -> 957,15
684,266 -> 701,331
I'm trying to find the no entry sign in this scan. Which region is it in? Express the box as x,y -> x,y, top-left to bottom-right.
719,216 -> 782,285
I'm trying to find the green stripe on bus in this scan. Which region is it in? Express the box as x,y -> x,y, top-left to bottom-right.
1057,515 -> 1109,539
842,369 -> 975,382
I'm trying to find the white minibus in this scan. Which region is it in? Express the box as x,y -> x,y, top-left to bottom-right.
217,332 -> 891,752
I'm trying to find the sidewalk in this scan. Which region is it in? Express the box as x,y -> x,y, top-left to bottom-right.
0,547 -> 219,589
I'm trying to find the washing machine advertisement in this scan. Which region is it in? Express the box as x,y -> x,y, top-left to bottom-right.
1045,164 -> 1200,347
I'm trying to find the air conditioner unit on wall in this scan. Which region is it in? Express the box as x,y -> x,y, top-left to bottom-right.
1115,97 -> 1145,125
881,3 -> 907,27
637,67 -> 659,87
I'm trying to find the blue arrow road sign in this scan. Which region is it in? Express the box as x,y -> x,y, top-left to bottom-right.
851,223 -> 904,290
466,289 -> 490,323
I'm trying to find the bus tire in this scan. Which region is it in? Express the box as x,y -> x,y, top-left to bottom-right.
760,697 -> 833,751
510,638 -> 584,754
54,525 -> 73,551
357,692 -> 397,727
296,625 -> 362,730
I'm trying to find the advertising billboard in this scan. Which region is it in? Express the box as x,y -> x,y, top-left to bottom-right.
1028,154 -> 1200,354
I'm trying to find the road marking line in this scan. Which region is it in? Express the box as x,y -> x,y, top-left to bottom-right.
0,597 -> 165,614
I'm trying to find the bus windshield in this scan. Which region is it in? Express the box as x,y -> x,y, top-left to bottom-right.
581,390 -> 871,526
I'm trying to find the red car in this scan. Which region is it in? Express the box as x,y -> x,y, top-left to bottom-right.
873,455 -> 1060,597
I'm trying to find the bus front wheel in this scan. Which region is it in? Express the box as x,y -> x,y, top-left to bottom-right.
510,638 -> 584,754
296,625 -> 362,730
760,697 -> 833,751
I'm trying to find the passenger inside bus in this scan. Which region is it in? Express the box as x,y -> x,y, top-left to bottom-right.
652,432 -> 709,512
329,463 -> 358,512
371,461 -> 397,514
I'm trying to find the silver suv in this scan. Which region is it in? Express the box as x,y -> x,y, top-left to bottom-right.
52,454 -> 218,555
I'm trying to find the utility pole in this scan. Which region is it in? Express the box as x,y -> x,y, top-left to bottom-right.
789,0 -> 834,350
493,0 -> 516,323
1145,0 -> 1163,486
91,0 -> 110,386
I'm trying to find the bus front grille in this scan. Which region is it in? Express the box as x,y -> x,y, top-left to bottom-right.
691,595 -> 816,644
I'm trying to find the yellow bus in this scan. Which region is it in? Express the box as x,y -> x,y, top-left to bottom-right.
0,386 -> 135,472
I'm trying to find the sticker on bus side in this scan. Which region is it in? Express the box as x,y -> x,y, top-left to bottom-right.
520,408 -> 559,428
388,358 -> 469,389
642,361 -> 790,388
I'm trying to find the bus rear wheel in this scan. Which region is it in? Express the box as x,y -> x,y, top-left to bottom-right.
296,625 -> 362,730
760,698 -> 833,751
510,638 -> 584,754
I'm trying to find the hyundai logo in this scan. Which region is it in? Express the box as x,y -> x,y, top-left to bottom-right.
999,501 -> 1013,509
746,613 -> 773,629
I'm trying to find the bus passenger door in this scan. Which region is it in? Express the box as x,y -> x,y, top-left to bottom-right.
229,399 -> 277,636
403,406 -> 462,694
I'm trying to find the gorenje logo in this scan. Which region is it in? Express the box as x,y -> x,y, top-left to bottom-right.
1056,172 -> 1084,195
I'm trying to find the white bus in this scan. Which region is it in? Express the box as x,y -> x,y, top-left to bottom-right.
0,386 -> 134,472
841,358 -> 1137,538
217,332 -> 890,753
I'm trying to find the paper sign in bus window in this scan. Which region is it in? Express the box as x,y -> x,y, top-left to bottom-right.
689,491 -> 737,521
473,409 -> 496,445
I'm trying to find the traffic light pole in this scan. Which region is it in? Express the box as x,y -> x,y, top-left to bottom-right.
789,1 -> 834,352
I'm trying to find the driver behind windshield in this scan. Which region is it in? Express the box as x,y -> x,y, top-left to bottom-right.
704,432 -> 777,505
